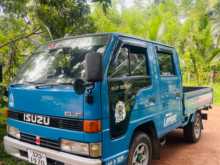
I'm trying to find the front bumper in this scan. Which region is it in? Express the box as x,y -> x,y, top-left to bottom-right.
4,136 -> 102,165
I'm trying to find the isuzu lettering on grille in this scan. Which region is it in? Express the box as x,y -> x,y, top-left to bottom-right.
23,113 -> 50,126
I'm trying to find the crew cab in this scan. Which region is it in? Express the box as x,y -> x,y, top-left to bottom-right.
3,33 -> 213,165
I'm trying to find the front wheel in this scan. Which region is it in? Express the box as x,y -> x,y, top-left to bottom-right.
184,112 -> 202,143
128,132 -> 152,165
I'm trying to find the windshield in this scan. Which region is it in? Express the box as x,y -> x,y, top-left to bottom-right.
13,35 -> 111,84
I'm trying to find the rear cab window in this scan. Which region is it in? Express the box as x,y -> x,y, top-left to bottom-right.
156,47 -> 176,77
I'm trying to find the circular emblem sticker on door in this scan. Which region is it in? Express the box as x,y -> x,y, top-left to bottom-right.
115,101 -> 126,123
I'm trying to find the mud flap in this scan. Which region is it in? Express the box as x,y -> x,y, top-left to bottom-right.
152,138 -> 160,160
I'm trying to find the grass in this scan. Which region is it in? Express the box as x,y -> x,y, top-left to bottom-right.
0,83 -> 219,163
212,83 -> 220,106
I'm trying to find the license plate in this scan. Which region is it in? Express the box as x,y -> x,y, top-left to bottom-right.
28,149 -> 47,165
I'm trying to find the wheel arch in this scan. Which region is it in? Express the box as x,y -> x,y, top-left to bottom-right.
190,110 -> 202,123
130,121 -> 160,160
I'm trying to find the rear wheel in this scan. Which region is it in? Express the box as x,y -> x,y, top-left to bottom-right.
184,112 -> 202,143
128,132 -> 152,165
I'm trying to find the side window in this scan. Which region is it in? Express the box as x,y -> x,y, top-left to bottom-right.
157,51 -> 176,76
129,47 -> 148,76
109,45 -> 148,78
109,47 -> 129,78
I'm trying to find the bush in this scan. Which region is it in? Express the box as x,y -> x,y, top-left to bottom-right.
0,85 -> 8,108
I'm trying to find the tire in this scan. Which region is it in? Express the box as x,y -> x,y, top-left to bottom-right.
128,132 -> 152,165
184,112 -> 202,143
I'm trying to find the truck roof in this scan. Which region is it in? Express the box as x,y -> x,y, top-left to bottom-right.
50,32 -> 174,49
114,32 -> 174,48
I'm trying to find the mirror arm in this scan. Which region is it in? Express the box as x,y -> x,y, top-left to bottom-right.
85,82 -> 95,93
85,82 -> 95,104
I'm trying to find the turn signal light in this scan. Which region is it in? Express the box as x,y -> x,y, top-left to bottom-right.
83,120 -> 101,133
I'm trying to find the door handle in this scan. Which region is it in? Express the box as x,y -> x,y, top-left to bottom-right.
148,96 -> 156,104
144,96 -> 156,107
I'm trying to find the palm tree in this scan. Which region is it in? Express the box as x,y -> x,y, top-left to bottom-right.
207,1 -> 220,83
208,2 -> 220,47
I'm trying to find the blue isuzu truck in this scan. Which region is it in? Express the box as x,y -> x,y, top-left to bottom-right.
3,33 -> 213,165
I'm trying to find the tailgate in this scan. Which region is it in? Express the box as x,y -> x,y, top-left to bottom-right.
183,87 -> 213,115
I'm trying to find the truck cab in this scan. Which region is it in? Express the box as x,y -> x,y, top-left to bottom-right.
4,33 -> 213,165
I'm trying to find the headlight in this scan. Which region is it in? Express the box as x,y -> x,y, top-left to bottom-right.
90,143 -> 102,157
61,139 -> 89,156
61,139 -> 101,157
7,125 -> 20,139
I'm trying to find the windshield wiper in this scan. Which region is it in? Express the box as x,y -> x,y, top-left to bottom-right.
35,82 -> 74,89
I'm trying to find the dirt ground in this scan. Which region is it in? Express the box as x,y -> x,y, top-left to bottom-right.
152,106 -> 220,165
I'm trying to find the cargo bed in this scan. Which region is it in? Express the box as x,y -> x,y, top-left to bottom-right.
183,87 -> 213,115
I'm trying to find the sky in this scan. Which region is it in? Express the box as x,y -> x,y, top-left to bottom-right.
124,0 -> 135,8
116,0 -> 153,10
0,6 -> 3,16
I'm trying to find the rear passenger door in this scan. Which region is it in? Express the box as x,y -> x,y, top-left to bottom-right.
155,46 -> 182,134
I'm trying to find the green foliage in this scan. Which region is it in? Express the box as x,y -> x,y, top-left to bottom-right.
213,83 -> 220,105
0,15 -> 38,84
0,0 -> 110,84
0,0 -> 95,39
0,0 -> 111,38
92,0 -> 220,85
0,0 -> 219,89
35,0 -> 97,38
0,85 -> 7,108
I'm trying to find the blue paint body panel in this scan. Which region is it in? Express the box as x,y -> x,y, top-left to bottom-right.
6,33 -> 213,165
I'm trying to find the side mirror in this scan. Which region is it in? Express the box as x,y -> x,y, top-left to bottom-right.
74,52 -> 103,95
85,51 -> 103,82
0,64 -> 2,83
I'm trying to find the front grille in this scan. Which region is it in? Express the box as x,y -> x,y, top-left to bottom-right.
20,133 -> 60,151
19,150 -> 64,165
8,110 -> 83,131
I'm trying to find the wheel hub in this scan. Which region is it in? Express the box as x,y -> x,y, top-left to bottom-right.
194,114 -> 201,139
132,143 -> 149,165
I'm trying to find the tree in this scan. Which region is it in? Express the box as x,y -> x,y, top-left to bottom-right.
0,0 -> 219,86
178,0 -> 220,84
208,1 -> 220,47
0,0 -> 111,85
0,0 -> 112,39
0,15 -> 39,84
92,0 -> 220,85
